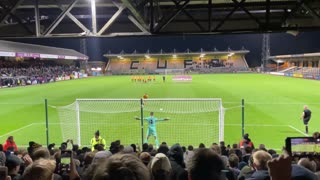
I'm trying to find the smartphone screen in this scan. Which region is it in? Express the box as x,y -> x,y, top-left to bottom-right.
60,150 -> 72,173
286,137 -> 320,157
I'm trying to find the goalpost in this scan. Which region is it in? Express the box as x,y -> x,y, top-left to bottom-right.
55,98 -> 224,147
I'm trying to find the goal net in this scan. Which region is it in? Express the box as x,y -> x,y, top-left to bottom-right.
55,98 -> 224,147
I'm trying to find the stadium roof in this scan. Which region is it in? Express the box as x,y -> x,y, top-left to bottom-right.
104,49 -> 250,58
0,40 -> 88,60
270,52 -> 320,60
0,0 -> 319,38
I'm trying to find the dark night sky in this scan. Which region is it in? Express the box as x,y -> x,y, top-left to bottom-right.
13,31 -> 320,67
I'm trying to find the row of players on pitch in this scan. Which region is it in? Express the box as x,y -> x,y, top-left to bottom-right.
131,76 -> 166,83
131,76 -> 156,83
90,105 -> 311,151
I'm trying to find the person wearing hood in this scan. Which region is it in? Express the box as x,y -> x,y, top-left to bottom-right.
168,144 -> 188,180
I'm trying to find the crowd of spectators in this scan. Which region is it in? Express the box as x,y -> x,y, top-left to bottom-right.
1,132 -> 320,180
0,59 -> 80,87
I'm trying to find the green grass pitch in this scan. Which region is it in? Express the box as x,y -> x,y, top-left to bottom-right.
0,74 -> 319,150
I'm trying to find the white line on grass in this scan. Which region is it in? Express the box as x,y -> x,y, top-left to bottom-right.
288,125 -> 308,137
0,123 -> 35,138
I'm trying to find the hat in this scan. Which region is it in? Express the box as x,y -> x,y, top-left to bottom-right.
168,144 -> 184,164
6,155 -> 23,166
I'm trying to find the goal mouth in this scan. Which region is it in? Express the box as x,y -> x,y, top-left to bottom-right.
55,98 -> 224,147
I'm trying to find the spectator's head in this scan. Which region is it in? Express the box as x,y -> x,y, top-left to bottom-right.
252,150 -> 272,170
83,151 -> 95,167
157,144 -> 169,155
259,144 -> 266,150
32,147 -> 50,160
220,155 -> 229,168
110,141 -> 120,154
149,153 -> 172,180
119,145 -> 124,152
60,142 -> 67,151
150,112 -> 154,116
188,145 -> 194,151
244,146 -> 252,154
6,155 -> 22,175
267,149 -> 276,156
211,144 -> 221,155
122,146 -> 134,154
229,153 -> 239,168
198,143 -> 205,148
93,154 -> 150,180
182,146 -> 186,153
23,159 -> 56,180
313,132 -> 320,139
0,144 -> 3,151
130,144 -> 137,153
7,136 -> 14,143
220,141 -> 225,147
142,143 -> 148,152
168,144 -> 184,166
148,144 -> 154,152
298,158 -> 316,172
72,144 -> 79,152
243,133 -> 249,140
232,143 -> 238,149
93,151 -> 112,163
188,148 -> 224,180
139,152 -> 151,166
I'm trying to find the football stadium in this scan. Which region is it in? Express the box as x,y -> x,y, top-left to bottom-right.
1,0 -> 320,179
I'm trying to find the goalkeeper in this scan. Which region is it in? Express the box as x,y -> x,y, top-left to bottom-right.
135,112 -> 169,148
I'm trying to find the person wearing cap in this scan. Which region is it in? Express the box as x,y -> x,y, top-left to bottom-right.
90,130 -> 106,151
3,136 -> 18,152
239,133 -> 254,149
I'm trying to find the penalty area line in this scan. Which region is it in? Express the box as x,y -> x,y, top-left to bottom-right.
0,123 -> 35,138
288,125 -> 308,137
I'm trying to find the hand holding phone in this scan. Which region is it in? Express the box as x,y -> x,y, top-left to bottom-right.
60,150 -> 72,173
286,137 -> 320,157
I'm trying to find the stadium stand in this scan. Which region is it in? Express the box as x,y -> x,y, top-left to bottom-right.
1,132 -> 320,180
0,59 -> 84,88
105,50 -> 250,75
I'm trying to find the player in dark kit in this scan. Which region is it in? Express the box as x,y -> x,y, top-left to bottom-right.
301,105 -> 312,134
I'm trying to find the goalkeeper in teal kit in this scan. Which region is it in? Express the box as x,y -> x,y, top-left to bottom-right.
135,112 -> 170,148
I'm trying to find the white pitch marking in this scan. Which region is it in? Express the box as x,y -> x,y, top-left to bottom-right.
0,123 -> 35,138
288,125 -> 308,137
